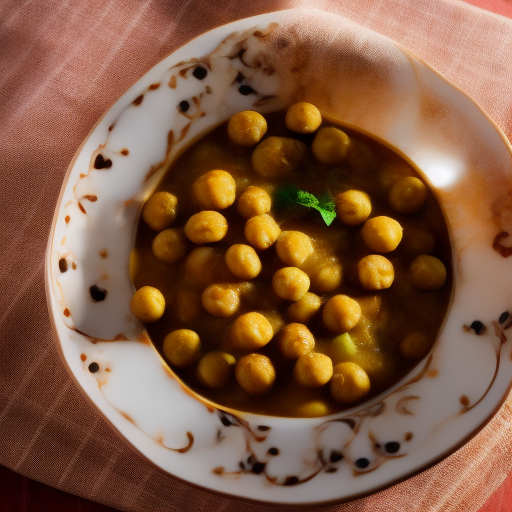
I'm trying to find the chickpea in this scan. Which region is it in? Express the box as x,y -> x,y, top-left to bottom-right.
184,211 -> 228,244
129,249 -> 141,283
239,281 -> 282,310
184,246 -> 213,280
152,228 -> 188,264
379,162 -> 411,191
244,214 -> 281,250
252,136 -> 307,178
294,353 -> 333,388
201,284 -> 240,317
409,255 -> 447,290
174,288 -> 201,323
323,295 -> 361,333
192,170 -> 236,210
236,281 -> 254,297
237,186 -> 272,219
350,350 -> 391,387
197,351 -> 235,389
272,267 -> 310,301
232,312 -> 273,350
297,400 -> 331,418
389,176 -> 427,214
400,332 -> 431,358
235,354 -> 275,395
310,261 -> 342,293
184,247 -> 231,286
287,292 -> 322,323
330,362 -> 370,403
225,244 -> 261,279
346,140 -> 375,173
142,191 -> 177,231
276,231 -> 314,266
130,286 -> 165,323
402,227 -> 436,256
357,255 -> 394,290
190,140 -> 227,166
357,295 -> 382,322
261,310 -> 285,334
312,127 -> 351,165
336,190 -> 372,226
361,216 -> 403,252
278,323 -> 315,359
163,329 -> 201,368
285,102 -> 322,134
227,111 -> 267,146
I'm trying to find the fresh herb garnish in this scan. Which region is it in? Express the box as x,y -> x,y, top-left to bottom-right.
275,186 -> 336,226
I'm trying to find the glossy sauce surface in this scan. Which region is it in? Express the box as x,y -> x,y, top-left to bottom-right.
130,110 -> 452,417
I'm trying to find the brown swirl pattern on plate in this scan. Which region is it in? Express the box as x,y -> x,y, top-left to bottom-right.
46,11 -> 512,505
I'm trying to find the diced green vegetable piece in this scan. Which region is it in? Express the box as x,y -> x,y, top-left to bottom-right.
331,333 -> 357,363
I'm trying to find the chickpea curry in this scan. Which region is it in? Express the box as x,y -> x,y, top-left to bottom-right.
129,103 -> 452,418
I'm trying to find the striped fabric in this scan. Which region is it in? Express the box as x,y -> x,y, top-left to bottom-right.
1,1 -> 511,510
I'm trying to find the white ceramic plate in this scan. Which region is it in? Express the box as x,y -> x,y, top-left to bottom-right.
46,9 -> 512,506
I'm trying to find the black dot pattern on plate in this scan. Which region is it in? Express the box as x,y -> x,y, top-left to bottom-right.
355,458 -> 370,469
268,447 -> 279,456
329,450 -> 343,463
58,258 -> 68,273
192,66 -> 207,79
220,414 -> 236,427
251,462 -> 266,474
133,94 -> 143,106
89,285 -> 107,302
88,362 -> 99,373
384,441 -> 400,453
239,84 -> 256,95
257,425 -> 270,431
284,476 -> 299,486
499,311 -> 510,324
470,320 -> 485,335
178,100 -> 190,112
94,154 -> 112,169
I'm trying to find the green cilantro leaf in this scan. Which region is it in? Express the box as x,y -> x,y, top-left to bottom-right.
295,190 -> 320,209
318,206 -> 336,226
317,194 -> 337,226
274,185 -> 301,209
275,186 -> 336,226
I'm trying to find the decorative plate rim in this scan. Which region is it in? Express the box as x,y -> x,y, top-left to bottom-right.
45,9 -> 512,506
